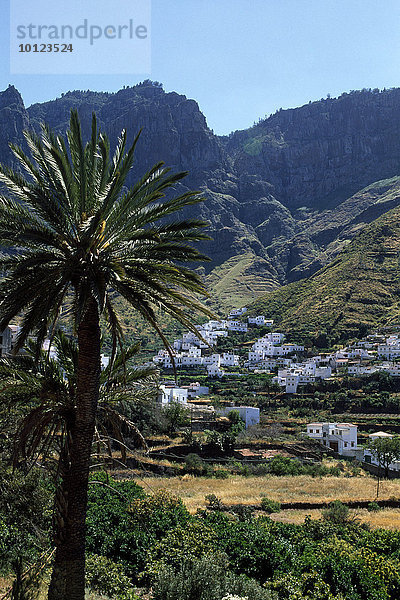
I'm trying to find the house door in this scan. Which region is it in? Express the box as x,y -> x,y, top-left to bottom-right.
329,441 -> 338,452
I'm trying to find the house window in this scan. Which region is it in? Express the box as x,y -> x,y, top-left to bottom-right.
351,442 -> 354,447
309,429 -> 313,433
344,442 -> 348,447
316,429 -> 320,433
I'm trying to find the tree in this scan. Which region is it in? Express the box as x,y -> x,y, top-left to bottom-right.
163,401 -> 190,435
0,110 -> 212,600
369,436 -> 400,496
0,330 -> 157,593
0,331 -> 157,467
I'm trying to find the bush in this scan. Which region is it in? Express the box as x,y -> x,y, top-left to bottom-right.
367,502 -> 381,513
184,453 -> 207,475
86,478 -> 189,580
151,553 -> 276,600
85,554 -> 139,599
261,498 -> 281,514
205,494 -> 224,511
268,570 -> 343,599
214,469 -> 229,479
321,501 -> 353,525
0,467 -> 52,572
145,521 -> 218,579
231,504 -> 254,522
267,456 -> 304,476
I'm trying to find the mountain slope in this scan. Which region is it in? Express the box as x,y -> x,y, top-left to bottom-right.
249,203 -> 400,341
3,83 -> 400,309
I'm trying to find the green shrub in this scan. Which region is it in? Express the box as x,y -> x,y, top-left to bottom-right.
86,477 -> 189,580
205,494 -> 224,511
268,570 -> 343,599
214,469 -> 229,479
0,467 -> 52,572
267,456 -> 304,476
145,521 -> 218,579
184,453 -> 206,475
321,501 -> 352,525
261,498 -> 281,514
367,501 -> 381,513
232,504 -> 254,522
85,554 -> 139,599
152,553 -> 276,600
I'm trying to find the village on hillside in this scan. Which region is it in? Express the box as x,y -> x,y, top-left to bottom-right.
151,306 -> 400,475
2,312 -> 400,475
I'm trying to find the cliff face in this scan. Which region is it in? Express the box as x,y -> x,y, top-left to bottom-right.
3,82 -> 400,309
0,85 -> 29,168
226,88 -> 400,210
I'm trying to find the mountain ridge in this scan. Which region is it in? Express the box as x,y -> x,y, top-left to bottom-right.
2,83 -> 400,310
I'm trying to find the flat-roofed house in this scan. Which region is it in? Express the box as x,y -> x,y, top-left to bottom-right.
306,422 -> 358,455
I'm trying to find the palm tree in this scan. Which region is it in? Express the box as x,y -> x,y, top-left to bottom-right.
0,110 -> 212,600
0,330 -> 158,597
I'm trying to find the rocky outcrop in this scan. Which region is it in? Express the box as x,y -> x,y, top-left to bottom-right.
0,85 -> 29,168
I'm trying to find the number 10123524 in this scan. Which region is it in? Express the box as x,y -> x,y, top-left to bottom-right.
18,43 -> 73,52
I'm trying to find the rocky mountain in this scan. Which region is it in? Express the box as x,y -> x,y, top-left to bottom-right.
2,82 -> 400,311
248,199 -> 400,343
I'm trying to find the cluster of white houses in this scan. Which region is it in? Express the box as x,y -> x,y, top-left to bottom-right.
153,310 -> 273,377
305,423 -> 400,473
152,309 -> 400,395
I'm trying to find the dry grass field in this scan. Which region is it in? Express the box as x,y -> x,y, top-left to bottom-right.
138,474 -> 400,513
270,507 -> 400,530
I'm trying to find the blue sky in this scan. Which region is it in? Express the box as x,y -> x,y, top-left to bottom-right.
1,0 -> 400,134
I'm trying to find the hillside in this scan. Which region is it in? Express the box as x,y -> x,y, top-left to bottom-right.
249,202 -> 400,342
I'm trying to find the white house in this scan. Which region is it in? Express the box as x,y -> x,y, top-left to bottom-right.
248,316 -> 273,327
207,364 -> 224,378
202,320 -> 227,331
186,382 -> 209,398
282,343 -> 305,353
347,364 -> 378,376
220,352 -> 239,367
377,344 -> 400,360
306,422 -> 358,455
158,384 -> 189,405
8,324 -> 20,352
285,373 -> 300,393
227,320 -> 248,333
217,406 -> 260,428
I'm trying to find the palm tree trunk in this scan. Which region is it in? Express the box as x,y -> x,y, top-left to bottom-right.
47,546 -> 66,600
48,298 -> 101,600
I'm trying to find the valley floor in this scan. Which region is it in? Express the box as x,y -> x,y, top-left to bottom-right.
139,473 -> 400,514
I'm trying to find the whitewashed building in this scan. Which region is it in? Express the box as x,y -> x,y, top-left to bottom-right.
158,385 -> 189,405
226,320 -> 248,333
220,352 -> 239,367
306,422 -> 358,455
248,316 -> 274,327
229,307 -> 247,317
207,364 -> 224,378
217,406 -> 260,428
